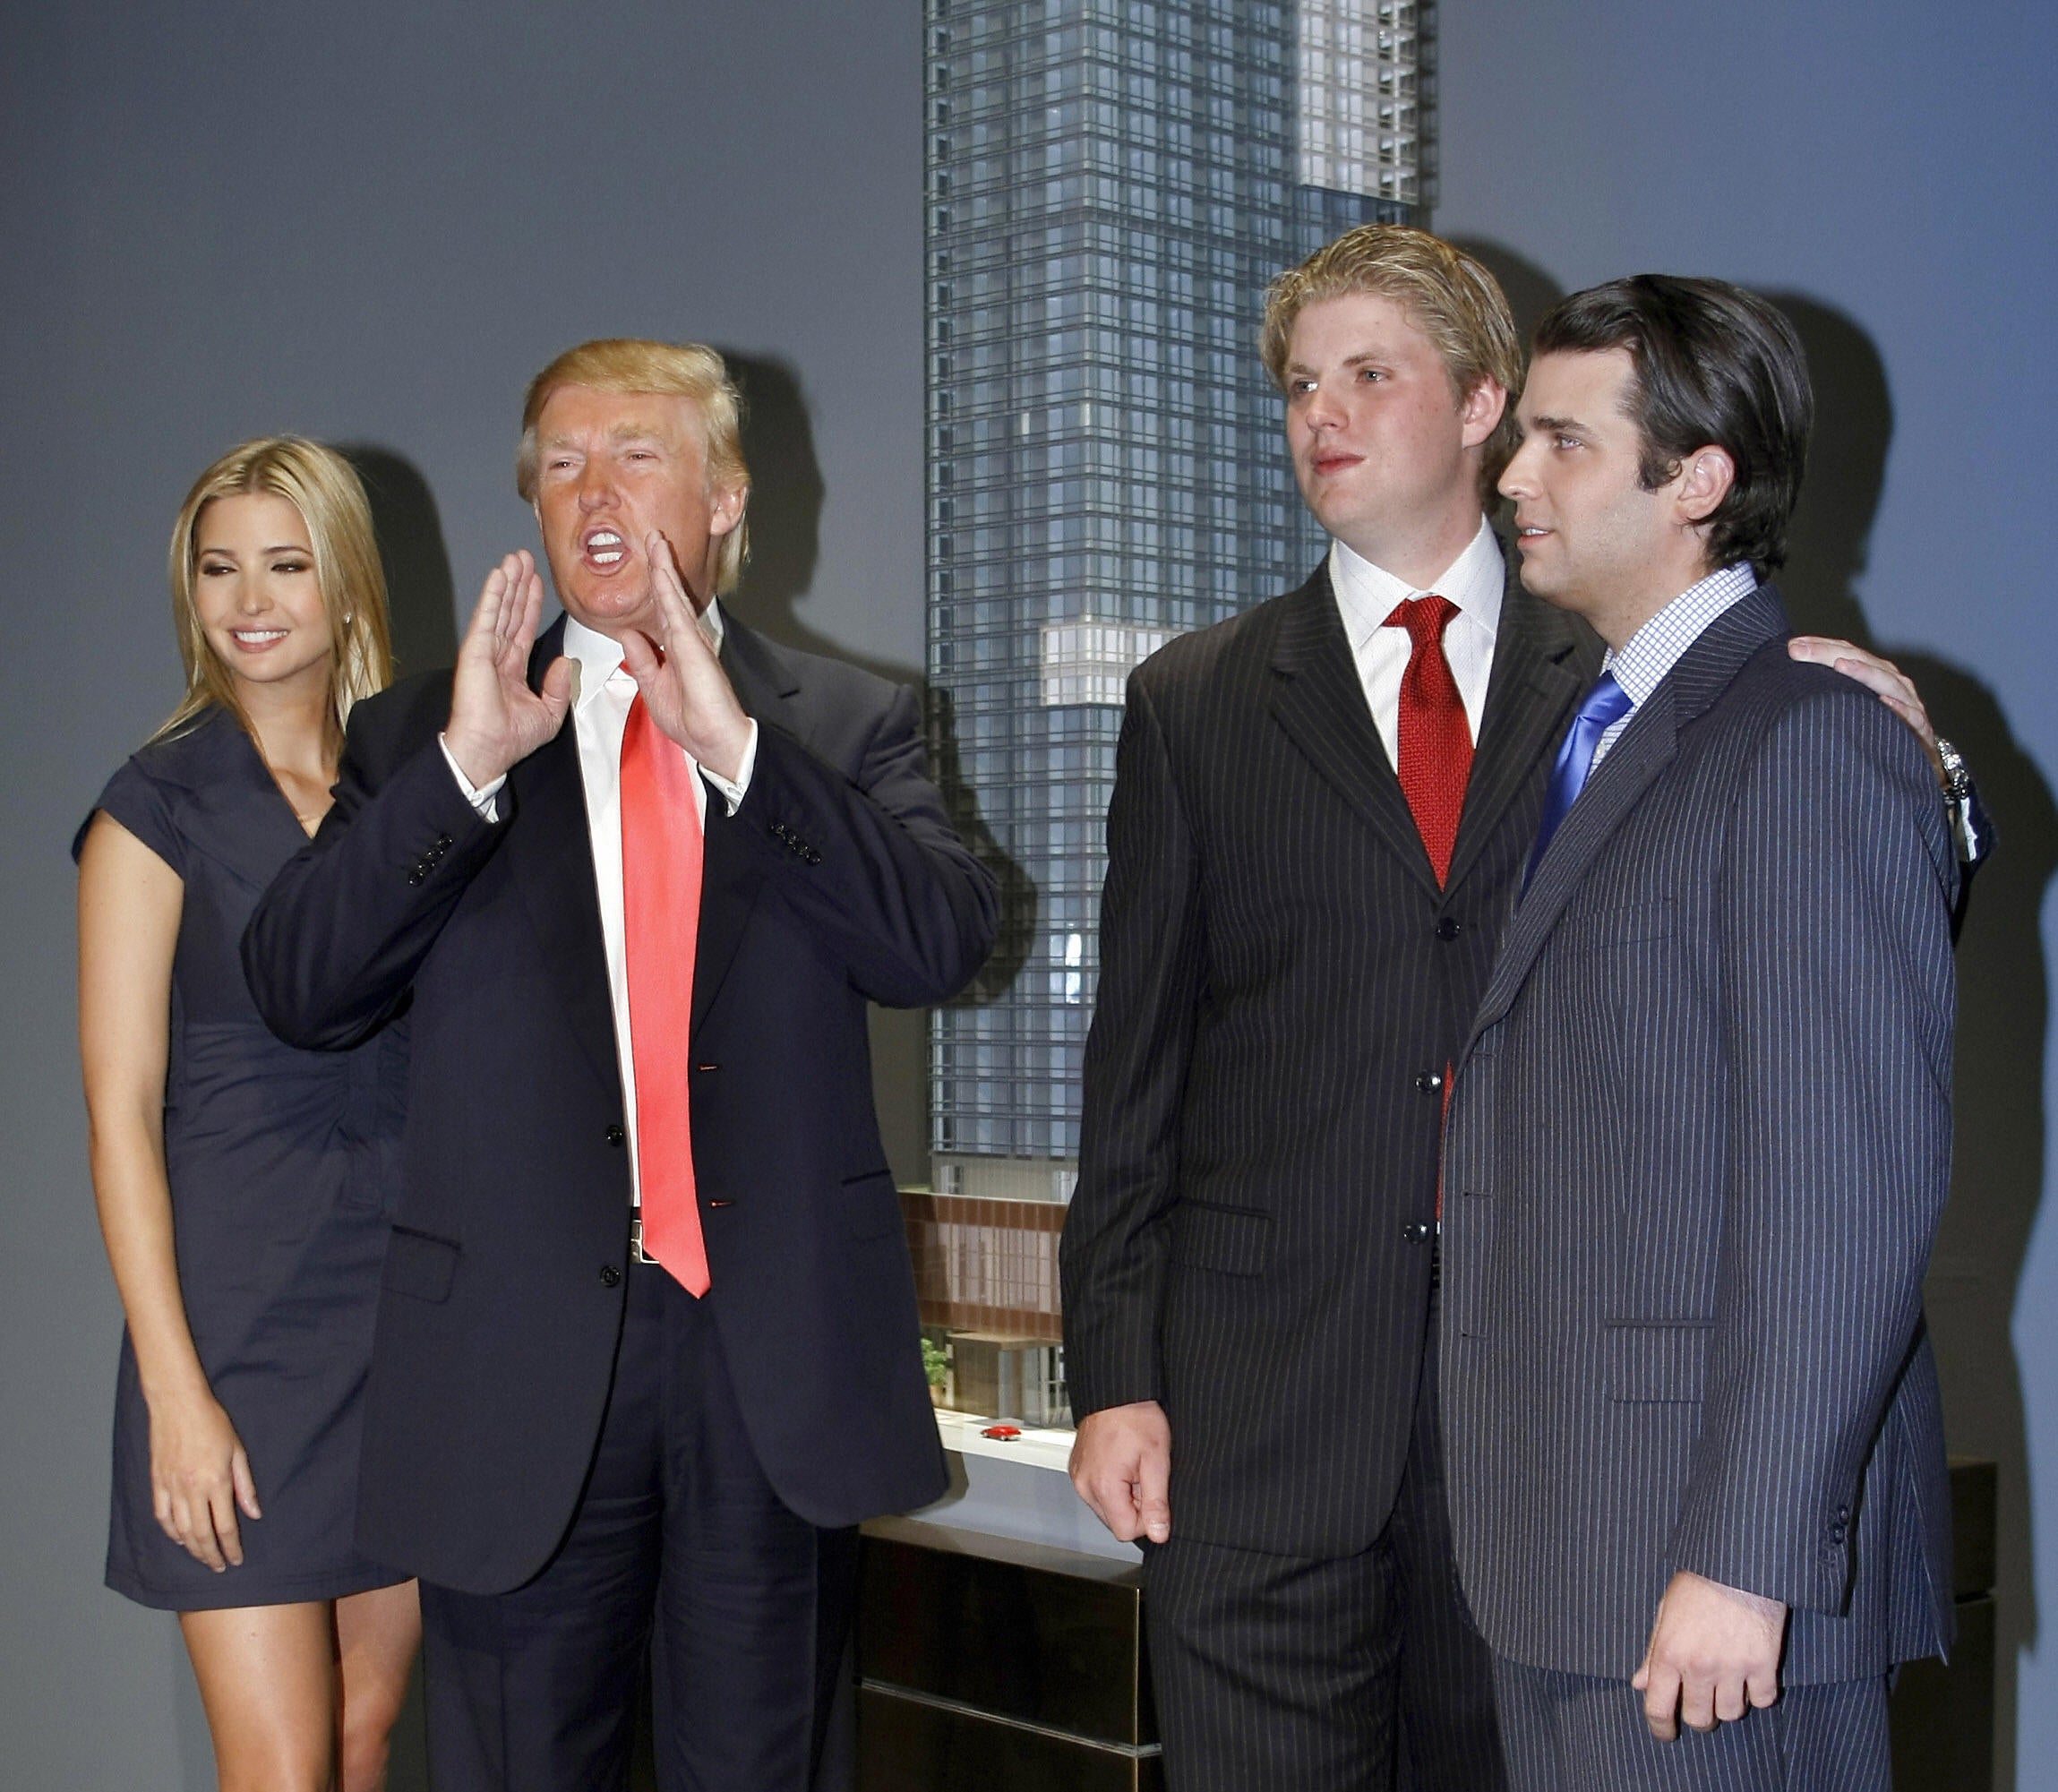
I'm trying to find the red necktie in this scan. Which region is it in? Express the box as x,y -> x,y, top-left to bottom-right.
620,692 -> 710,1296
1385,595 -> 1473,886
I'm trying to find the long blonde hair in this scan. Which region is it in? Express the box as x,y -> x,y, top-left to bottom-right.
157,437 -> 392,750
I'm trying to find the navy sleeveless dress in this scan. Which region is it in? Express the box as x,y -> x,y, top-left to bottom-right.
79,706 -> 406,1609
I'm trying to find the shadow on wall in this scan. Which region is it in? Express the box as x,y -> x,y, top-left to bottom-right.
1771,293 -> 2055,1792
339,446 -> 460,680
716,356 -> 1032,1179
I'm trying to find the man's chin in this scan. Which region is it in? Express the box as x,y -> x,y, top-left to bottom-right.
557,579 -> 657,639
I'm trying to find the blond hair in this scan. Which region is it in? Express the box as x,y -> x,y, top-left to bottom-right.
159,437 -> 391,750
515,339 -> 752,596
1261,225 -> 1524,501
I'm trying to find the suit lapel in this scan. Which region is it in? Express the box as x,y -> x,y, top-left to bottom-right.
1467,587 -> 1788,1042
506,617 -> 621,1092
1267,566 -> 1440,896
1442,562 -> 1592,895
690,613 -> 797,1033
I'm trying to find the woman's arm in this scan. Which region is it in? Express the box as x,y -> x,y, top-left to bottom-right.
77,812 -> 259,1573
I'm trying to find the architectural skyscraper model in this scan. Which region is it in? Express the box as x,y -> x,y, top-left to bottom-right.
923,0 -> 1429,1200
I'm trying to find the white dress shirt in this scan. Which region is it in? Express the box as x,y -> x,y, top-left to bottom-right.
1328,516 -> 1505,768
1589,563 -> 1758,776
441,603 -> 758,1205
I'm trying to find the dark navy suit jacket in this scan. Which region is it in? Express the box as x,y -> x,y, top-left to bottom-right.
244,614 -> 997,1594
1442,587 -> 1957,1682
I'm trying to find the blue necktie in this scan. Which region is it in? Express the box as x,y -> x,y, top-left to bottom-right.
1525,672 -> 1634,890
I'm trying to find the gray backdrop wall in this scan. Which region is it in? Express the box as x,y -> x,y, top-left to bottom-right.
4,3 -> 2052,1788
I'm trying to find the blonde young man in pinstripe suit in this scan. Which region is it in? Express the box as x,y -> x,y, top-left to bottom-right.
1442,276 -> 1958,1790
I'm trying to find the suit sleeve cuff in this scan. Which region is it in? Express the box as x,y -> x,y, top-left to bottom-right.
438,733 -> 507,822
700,719 -> 758,816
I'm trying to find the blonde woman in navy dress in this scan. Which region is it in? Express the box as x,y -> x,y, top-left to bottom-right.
76,439 -> 419,1790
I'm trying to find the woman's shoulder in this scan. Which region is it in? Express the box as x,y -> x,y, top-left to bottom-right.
76,707 -> 245,869
125,704 -> 246,790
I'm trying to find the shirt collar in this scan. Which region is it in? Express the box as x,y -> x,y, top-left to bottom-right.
562,601 -> 726,712
1328,516 -> 1505,652
1603,563 -> 1758,707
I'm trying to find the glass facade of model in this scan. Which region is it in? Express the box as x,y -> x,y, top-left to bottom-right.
925,0 -> 1430,1211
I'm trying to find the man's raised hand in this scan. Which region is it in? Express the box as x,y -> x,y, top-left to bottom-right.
444,550 -> 572,788
617,530 -> 753,784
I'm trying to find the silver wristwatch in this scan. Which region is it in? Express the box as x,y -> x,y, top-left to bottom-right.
1935,736 -> 1972,802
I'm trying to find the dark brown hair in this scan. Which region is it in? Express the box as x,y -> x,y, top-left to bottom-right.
1531,275 -> 1812,578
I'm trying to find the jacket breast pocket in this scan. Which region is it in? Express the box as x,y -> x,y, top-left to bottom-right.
1604,1320 -> 1711,1402
1170,1203 -> 1273,1277
843,1170 -> 905,1240
382,1225 -> 460,1304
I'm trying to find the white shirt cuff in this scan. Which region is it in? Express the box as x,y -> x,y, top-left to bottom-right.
439,733 -> 506,823
702,720 -> 758,815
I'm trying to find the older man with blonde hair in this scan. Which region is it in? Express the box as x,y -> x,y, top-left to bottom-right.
248,338 -> 998,1789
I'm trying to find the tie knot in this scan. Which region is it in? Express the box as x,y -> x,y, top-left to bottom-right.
1384,593 -> 1457,652
1579,670 -> 1634,728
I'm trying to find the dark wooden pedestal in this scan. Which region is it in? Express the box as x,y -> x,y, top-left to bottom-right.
856,1516 -> 1158,1791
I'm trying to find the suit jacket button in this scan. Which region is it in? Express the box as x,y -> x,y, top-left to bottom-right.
1415,1071 -> 1444,1094
599,1265 -> 622,1288
605,1124 -> 625,1147
1435,916 -> 1463,940
1401,1221 -> 1432,1244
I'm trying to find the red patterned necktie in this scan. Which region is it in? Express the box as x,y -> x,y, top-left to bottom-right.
620,692 -> 710,1296
1385,594 -> 1474,886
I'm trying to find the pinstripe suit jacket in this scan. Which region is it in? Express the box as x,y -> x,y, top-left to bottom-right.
1062,554 -> 1599,1556
1440,587 -> 1958,1683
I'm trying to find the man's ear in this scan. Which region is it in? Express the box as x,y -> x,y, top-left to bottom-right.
709,481 -> 749,539
1674,446 -> 1736,527
1459,379 -> 1508,452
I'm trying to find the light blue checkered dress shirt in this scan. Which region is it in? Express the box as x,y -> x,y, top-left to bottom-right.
1588,563 -> 1759,775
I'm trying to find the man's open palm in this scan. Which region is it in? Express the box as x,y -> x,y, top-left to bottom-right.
445,549 -> 572,788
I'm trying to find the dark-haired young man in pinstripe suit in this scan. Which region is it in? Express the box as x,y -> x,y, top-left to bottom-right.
1441,275 -> 1958,1790
1061,228 -> 1975,1792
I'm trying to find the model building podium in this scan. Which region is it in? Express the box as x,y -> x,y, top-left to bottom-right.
901,1188 -> 1069,1428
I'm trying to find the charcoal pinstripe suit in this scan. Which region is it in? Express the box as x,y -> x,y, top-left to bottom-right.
1440,587 -> 1956,1782
1062,550 -> 1600,1787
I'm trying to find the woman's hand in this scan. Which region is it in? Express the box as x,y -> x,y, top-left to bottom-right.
147,1382 -> 260,1571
